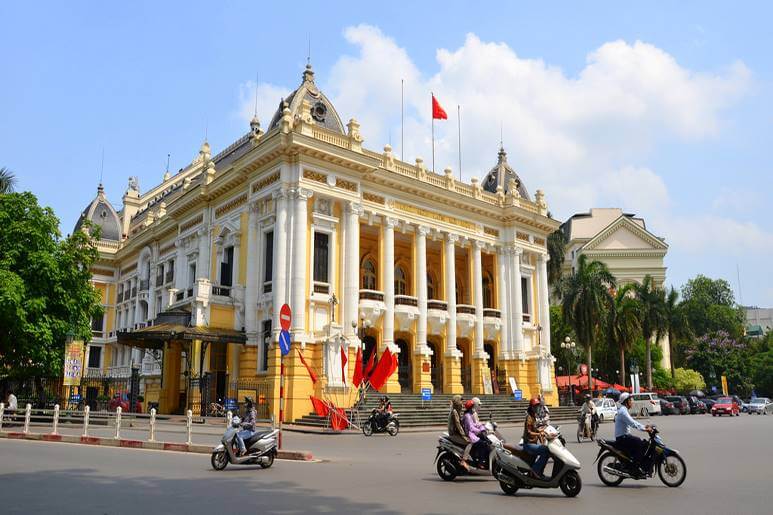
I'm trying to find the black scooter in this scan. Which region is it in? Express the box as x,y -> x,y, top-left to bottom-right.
595,426 -> 687,487
362,410 -> 400,436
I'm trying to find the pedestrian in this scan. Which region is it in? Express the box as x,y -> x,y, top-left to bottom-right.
6,389 -> 17,411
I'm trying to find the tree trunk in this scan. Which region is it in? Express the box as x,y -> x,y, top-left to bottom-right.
587,343 -> 593,392
669,330 -> 676,379
620,346 -> 626,387
646,334 -> 653,390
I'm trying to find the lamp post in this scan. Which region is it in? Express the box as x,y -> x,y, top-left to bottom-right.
561,336 -> 578,405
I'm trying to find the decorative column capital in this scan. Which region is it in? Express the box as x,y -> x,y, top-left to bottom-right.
271,188 -> 288,201
473,239 -> 485,250
385,216 -> 398,229
417,225 -> 430,237
538,252 -> 550,263
446,233 -> 459,244
296,187 -> 314,202
513,246 -> 524,256
346,201 -> 363,216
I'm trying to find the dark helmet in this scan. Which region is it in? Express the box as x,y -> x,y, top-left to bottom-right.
384,396 -> 390,402
584,394 -> 591,401
244,396 -> 254,406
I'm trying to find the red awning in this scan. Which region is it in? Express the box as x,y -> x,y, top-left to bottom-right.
555,375 -> 611,389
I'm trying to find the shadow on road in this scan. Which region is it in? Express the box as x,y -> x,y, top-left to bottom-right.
0,467 -> 400,514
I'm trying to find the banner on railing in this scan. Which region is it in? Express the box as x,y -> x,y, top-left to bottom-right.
63,340 -> 85,386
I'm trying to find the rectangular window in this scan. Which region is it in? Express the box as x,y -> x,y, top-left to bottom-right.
521,277 -> 531,320
264,231 -> 274,283
261,320 -> 272,372
220,246 -> 234,286
88,346 -> 102,368
313,232 -> 329,284
188,263 -> 196,287
166,259 -> 175,284
91,315 -> 104,334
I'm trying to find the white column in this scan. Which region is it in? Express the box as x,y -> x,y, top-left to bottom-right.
290,188 -> 311,339
174,238 -> 185,291
472,240 -> 485,357
344,202 -> 361,342
416,226 -> 429,353
382,217 -> 397,352
196,225 -> 210,280
497,246 -> 509,360
244,202 -> 259,344
272,189 -> 289,338
537,254 -> 551,355
444,234 -> 458,356
510,247 -> 524,354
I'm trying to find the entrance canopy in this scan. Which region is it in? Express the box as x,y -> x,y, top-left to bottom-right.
117,310 -> 246,349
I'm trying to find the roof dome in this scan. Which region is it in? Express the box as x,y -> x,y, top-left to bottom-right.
481,146 -> 530,200
74,184 -> 122,241
268,63 -> 345,134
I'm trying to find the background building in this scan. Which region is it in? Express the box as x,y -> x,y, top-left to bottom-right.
73,65 -> 560,420
560,208 -> 670,370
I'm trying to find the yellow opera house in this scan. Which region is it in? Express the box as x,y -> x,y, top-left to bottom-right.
74,64 -> 561,422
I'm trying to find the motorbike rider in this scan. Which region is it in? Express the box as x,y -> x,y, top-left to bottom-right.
579,394 -> 598,434
235,396 -> 258,456
615,392 -> 653,476
523,397 -> 550,480
535,393 -> 550,428
447,395 -> 471,471
374,396 -> 392,429
463,398 -> 489,468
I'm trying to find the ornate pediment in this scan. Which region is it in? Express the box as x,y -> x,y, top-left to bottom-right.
582,216 -> 667,252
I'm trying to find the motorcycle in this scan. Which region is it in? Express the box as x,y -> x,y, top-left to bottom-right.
495,425 -> 582,497
435,420 -> 509,480
362,410 -> 400,436
210,416 -> 279,471
209,400 -> 226,418
576,411 -> 596,443
595,426 -> 687,487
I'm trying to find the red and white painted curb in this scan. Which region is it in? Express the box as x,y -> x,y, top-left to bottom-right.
0,431 -> 313,461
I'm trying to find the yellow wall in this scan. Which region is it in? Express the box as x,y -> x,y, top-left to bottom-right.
210,305 -> 235,329
239,211 -> 248,286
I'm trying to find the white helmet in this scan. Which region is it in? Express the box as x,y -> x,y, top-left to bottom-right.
619,392 -> 631,404
471,397 -> 481,407
231,416 -> 241,427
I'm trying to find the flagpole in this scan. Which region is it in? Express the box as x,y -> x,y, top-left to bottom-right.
457,104 -> 462,181
431,93 -> 435,173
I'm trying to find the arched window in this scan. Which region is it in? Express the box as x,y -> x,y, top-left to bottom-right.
483,272 -> 493,308
395,266 -> 407,296
427,273 -> 436,300
361,259 -> 377,290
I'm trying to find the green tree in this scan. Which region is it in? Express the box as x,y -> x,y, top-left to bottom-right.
634,275 -> 666,390
560,254 -> 615,391
652,367 -> 673,390
0,192 -> 102,377
606,284 -> 641,386
681,275 -> 744,338
672,368 -> 706,393
662,287 -> 692,378
547,226 -> 567,294
0,167 -> 17,193
684,331 -> 754,396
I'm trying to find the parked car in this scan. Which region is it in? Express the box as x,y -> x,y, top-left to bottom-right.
666,396 -> 690,415
659,398 -> 679,415
631,393 -> 662,416
711,396 -> 740,416
595,397 -> 618,422
686,396 -> 707,414
702,398 -> 716,412
747,397 -> 772,415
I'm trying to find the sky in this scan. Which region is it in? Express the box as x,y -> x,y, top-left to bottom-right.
1,1 -> 771,306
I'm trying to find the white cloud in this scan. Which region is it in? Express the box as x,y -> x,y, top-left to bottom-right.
235,25 -> 771,291
236,81 -> 292,132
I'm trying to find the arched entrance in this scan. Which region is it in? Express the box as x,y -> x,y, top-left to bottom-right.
457,338 -> 472,393
484,341 -> 499,394
362,334 -> 377,366
427,340 -> 442,393
395,338 -> 412,393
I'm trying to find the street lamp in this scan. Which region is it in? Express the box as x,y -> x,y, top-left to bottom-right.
561,336 -> 577,405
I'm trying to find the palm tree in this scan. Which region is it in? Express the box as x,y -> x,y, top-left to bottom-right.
662,287 -> 692,378
560,254 -> 616,391
634,275 -> 667,389
0,167 -> 17,193
547,226 -> 567,295
607,284 -> 642,386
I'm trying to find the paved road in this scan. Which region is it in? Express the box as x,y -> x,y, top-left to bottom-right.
1,414 -> 771,514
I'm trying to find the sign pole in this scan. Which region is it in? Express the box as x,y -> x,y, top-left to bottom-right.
279,354 -> 284,449
278,304 -> 292,451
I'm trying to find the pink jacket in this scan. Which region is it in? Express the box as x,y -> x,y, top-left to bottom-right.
462,411 -> 486,443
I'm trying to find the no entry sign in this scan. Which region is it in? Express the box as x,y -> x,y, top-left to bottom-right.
280,303 -> 292,332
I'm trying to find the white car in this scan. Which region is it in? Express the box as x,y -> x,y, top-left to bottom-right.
631,393 -> 662,417
747,397 -> 772,415
594,398 -> 618,422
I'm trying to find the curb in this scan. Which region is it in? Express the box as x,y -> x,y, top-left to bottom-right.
0,431 -> 312,461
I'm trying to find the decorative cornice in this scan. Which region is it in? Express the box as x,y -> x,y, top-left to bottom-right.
179,214 -> 203,234
363,191 -> 385,205
336,178 -> 358,193
215,193 -> 248,219
484,226 -> 500,237
252,171 -> 280,194
392,201 -> 477,231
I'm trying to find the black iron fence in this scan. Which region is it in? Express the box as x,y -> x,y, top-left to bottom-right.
188,374 -> 272,419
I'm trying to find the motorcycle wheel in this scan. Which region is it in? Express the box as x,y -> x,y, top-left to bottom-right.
576,427 -> 583,443
499,477 -> 520,495
362,421 -> 373,436
559,469 -> 582,497
436,452 -> 458,481
386,422 -> 399,437
658,454 -> 687,487
597,452 -> 625,486
260,452 -> 275,469
211,451 -> 228,471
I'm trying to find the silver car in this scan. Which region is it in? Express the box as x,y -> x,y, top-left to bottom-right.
747,398 -> 772,415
